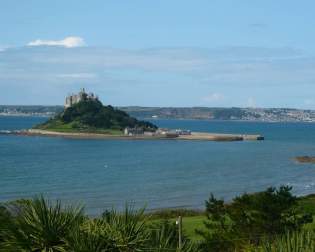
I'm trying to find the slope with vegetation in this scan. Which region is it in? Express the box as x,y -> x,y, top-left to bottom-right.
34,98 -> 157,134
2,186 -> 315,251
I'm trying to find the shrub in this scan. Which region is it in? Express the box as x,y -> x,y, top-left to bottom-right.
2,196 -> 83,252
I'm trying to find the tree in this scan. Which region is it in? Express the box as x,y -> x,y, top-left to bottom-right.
196,186 -> 313,252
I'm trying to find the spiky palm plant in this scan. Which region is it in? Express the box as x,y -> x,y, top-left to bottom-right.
148,219 -> 178,251
256,231 -> 315,252
147,219 -> 198,252
102,205 -> 149,252
0,205 -> 15,251
2,196 -> 83,252
66,220 -> 112,252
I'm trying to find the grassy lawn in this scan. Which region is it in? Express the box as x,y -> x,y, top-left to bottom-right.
182,215 -> 206,241
298,194 -> 315,215
297,194 -> 315,230
148,195 -> 315,242
149,215 -> 206,241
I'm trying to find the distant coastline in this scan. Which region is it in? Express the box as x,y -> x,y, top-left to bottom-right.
1,105 -> 315,122
2,113 -> 315,124
0,113 -> 51,117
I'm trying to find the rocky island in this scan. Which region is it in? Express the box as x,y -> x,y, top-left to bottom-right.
5,89 -> 264,141
295,156 -> 315,164
34,89 -> 157,135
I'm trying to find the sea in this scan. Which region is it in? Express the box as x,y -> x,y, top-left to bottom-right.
1,116 -> 315,216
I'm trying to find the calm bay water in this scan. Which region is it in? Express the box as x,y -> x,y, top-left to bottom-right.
1,116 -> 315,215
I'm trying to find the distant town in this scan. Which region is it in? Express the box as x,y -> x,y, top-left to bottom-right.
1,104 -> 315,122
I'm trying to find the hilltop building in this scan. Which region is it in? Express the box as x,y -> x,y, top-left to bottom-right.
65,88 -> 98,108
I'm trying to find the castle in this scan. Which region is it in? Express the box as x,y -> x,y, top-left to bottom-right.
65,88 -> 98,108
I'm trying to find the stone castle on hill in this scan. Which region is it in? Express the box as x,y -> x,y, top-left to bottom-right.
65,88 -> 98,108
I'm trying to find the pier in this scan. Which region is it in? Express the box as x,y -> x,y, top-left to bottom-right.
1,129 -> 264,142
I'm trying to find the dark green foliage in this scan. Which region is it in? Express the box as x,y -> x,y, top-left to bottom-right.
0,205 -> 14,246
0,197 -> 198,252
1,187 -> 315,251
100,206 -> 149,251
196,194 -> 236,252
38,98 -> 157,131
197,186 -> 313,252
2,196 -> 84,252
69,206 -> 198,252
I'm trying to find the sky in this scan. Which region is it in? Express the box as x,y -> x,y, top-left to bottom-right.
1,0 -> 315,108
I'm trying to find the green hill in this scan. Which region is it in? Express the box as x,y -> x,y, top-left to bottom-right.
34,98 -> 157,134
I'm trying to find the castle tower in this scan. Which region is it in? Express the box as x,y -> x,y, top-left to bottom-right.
64,88 -> 97,108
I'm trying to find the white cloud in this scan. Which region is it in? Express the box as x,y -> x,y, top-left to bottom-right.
303,99 -> 315,106
56,73 -> 97,79
0,45 -> 9,52
28,36 -> 85,48
246,97 -> 256,108
202,92 -> 225,103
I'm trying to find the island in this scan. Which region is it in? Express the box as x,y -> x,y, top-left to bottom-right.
34,89 -> 157,135
3,89 -> 264,141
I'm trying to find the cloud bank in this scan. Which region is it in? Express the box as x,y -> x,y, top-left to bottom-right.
202,93 -> 225,103
27,36 -> 85,48
1,45 -> 315,107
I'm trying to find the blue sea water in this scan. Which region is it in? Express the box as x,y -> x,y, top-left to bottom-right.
1,116 -> 315,215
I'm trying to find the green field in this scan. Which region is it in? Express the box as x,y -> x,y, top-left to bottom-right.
181,215 -> 206,240
153,194 -> 315,242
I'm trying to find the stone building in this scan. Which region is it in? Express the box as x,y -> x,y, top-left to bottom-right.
124,127 -> 144,136
65,88 -> 98,108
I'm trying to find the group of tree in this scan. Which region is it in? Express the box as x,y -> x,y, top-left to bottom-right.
197,185 -> 313,251
0,186 -> 315,251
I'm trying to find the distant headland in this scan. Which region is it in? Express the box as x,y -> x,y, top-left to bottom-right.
1,104 -> 315,123
1,89 -> 264,141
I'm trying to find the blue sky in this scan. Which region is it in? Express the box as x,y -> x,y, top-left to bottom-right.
1,0 -> 315,108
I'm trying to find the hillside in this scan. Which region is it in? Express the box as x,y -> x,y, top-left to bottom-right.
2,105 -> 315,122
34,99 -> 157,133
120,106 -> 315,122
